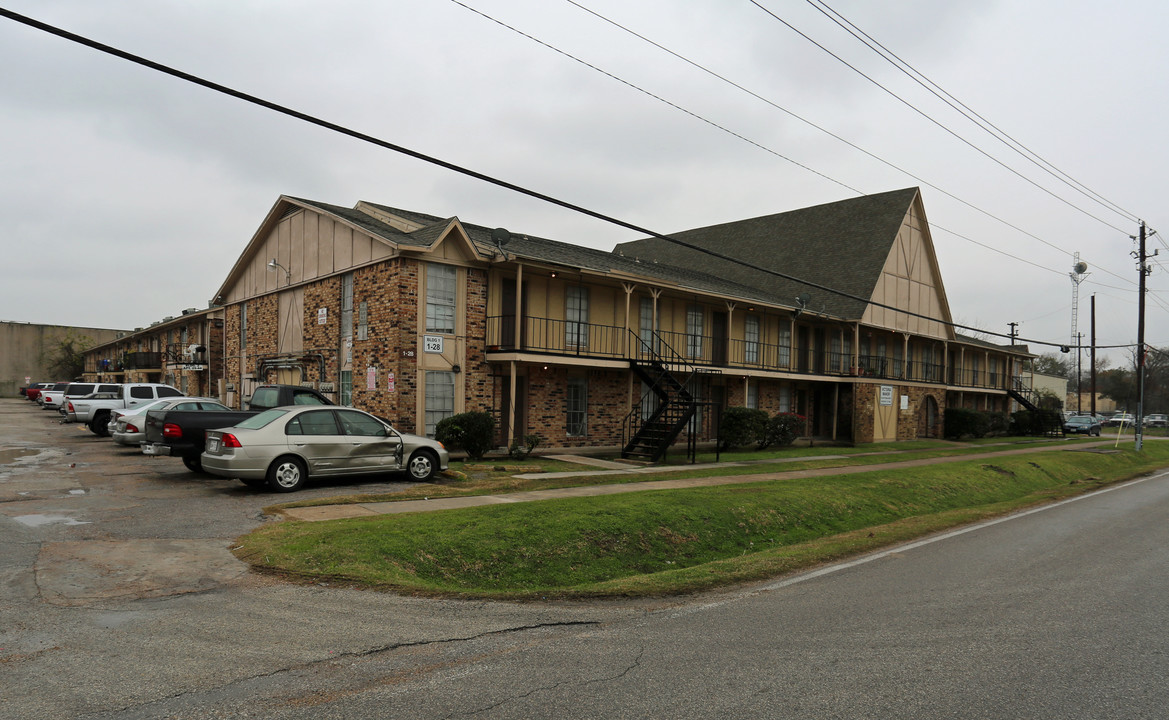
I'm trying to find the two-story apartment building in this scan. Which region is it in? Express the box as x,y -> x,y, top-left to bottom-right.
83,307 -> 225,398
201,187 -> 1031,454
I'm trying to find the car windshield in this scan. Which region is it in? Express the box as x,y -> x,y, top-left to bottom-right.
1069,417 -> 1092,424
127,397 -> 180,416
234,409 -> 288,429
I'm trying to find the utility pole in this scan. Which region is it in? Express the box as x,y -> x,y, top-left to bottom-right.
1077,332 -> 1084,414
1090,295 -> 1097,417
1135,221 -> 1151,451
1008,322 -> 1019,345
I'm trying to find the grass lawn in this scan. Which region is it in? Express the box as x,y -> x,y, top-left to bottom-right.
271,435 -> 1103,511
236,440 -> 1169,599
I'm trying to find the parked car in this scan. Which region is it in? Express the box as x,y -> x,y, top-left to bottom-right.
41,382 -> 121,413
1108,413 -> 1135,427
24,382 -> 56,402
1144,414 -> 1168,428
37,382 -> 75,410
201,406 -> 449,492
65,382 -> 182,435
110,397 -> 229,447
141,384 -> 332,471
1064,415 -> 1102,436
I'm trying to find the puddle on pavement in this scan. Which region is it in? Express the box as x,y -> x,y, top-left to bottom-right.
0,448 -> 40,464
13,514 -> 92,527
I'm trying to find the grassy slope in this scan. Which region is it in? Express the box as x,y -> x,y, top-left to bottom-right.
235,443 -> 1169,599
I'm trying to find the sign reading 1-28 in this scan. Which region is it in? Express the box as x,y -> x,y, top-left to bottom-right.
423,335 -> 444,353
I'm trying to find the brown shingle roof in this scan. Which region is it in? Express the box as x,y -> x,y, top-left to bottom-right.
613,188 -> 921,318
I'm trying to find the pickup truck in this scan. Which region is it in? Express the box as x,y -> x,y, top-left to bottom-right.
65,383 -> 183,435
142,384 -> 332,471
42,382 -> 123,413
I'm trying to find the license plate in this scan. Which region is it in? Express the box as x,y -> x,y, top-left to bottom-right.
208,439 -> 220,453
141,443 -> 167,456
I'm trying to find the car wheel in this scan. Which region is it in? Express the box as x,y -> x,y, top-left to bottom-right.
89,412 -> 109,437
406,450 -> 438,482
182,454 -> 204,473
267,456 -> 307,492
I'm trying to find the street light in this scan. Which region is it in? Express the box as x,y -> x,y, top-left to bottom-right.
267,258 -> 290,284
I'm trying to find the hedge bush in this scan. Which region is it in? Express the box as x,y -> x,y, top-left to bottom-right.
719,407 -> 769,450
434,411 -> 496,460
765,412 -> 805,448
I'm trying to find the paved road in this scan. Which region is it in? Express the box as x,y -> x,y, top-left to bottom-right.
3,398 -> 1168,719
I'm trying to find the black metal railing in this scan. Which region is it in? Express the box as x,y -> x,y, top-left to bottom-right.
485,315 -> 1009,390
123,351 -> 163,369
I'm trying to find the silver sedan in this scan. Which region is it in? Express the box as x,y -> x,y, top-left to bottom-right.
110,397 -> 230,446
201,406 -> 450,492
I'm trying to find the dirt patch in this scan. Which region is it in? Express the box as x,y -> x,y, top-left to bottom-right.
35,539 -> 248,606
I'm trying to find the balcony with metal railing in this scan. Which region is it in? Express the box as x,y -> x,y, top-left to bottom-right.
485,315 -> 1005,390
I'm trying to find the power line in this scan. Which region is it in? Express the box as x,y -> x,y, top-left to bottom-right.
748,0 -> 1133,237
804,0 -> 1141,225
553,1 -> 1139,291
0,6 -> 1136,353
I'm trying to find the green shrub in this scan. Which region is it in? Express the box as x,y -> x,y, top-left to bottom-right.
1011,409 -> 1063,436
719,407 -> 769,450
434,411 -> 496,460
509,433 -> 543,460
944,408 -> 995,439
765,412 -> 805,448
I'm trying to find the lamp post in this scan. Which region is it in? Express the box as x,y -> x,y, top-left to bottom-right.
266,258 -> 290,285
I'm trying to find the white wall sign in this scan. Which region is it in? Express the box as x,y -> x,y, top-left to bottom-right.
317,308 -> 327,325
901,395 -> 910,410
423,335 -> 444,353
879,385 -> 894,406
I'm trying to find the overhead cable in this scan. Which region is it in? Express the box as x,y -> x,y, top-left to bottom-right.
0,6 -> 1136,352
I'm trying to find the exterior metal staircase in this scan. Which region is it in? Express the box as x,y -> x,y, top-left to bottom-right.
621,332 -> 698,462
1009,378 -> 1065,437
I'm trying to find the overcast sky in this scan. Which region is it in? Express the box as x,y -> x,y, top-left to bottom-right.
2,0 -> 1166,368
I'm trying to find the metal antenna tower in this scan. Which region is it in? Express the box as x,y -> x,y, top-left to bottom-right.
1069,253 -> 1089,348
1069,254 -> 1089,400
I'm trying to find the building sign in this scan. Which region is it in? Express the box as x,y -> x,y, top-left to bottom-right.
399,348 -> 416,359
174,364 -> 207,371
318,308 -> 328,325
423,335 -> 444,353
901,395 -> 910,411
879,385 -> 894,406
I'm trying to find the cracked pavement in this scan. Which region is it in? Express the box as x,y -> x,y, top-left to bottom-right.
8,397 -> 1169,719
0,400 -> 660,719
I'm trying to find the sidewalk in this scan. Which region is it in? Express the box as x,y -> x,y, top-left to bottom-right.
280,440 -> 1121,522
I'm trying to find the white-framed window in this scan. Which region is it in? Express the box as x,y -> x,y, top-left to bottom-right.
341,273 -> 354,340
358,301 -> 368,341
686,305 -> 704,359
425,370 -> 456,436
426,264 -> 457,334
566,286 -> 589,348
744,315 -> 760,364
566,377 -> 587,437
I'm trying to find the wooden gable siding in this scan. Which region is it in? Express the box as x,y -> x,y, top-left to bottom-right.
862,204 -> 950,340
224,208 -> 395,303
